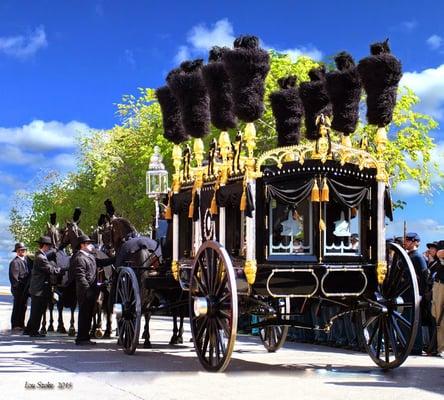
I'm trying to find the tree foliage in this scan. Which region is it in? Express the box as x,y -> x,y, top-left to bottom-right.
9,52 -> 440,244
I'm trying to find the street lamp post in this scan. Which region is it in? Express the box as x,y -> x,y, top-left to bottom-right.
146,146 -> 169,230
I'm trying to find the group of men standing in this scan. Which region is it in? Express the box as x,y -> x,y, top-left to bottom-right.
402,232 -> 444,357
8,234 -> 114,345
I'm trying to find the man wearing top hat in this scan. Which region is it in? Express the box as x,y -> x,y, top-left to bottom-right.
72,234 -> 114,345
26,236 -> 60,337
9,242 -> 32,331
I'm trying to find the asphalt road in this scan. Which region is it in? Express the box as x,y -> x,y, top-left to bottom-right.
0,294 -> 443,400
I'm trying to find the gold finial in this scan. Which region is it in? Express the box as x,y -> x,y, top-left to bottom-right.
171,260 -> 179,281
341,134 -> 352,148
313,114 -> 332,163
375,126 -> 388,155
244,123 -> 256,160
193,138 -> 204,168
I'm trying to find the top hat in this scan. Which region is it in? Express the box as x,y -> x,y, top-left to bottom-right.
12,242 -> 27,252
35,236 -> 53,246
426,241 -> 438,249
76,234 -> 93,246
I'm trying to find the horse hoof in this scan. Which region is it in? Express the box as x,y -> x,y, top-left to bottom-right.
68,329 -> 76,337
47,326 -> 54,332
177,337 -> 183,344
103,332 -> 111,339
143,341 -> 152,349
57,327 -> 67,334
40,329 -> 47,335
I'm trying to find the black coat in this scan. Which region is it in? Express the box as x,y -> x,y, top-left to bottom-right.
29,250 -> 59,297
9,256 -> 31,294
71,250 -> 114,303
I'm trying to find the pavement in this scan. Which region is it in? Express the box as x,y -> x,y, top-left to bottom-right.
0,293 -> 443,400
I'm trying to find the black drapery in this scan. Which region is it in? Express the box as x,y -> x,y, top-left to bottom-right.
385,186 -> 393,221
171,191 -> 192,215
216,182 -> 243,208
266,179 -> 314,207
326,177 -> 369,209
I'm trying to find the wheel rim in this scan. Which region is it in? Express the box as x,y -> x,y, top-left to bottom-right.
189,241 -> 238,372
359,242 -> 420,368
115,267 -> 141,355
258,298 -> 289,352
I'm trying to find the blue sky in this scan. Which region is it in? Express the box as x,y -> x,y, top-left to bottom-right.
0,0 -> 443,284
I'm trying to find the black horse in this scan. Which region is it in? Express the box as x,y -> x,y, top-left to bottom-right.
102,209 -> 186,348
41,210 -> 80,336
89,214 -> 115,339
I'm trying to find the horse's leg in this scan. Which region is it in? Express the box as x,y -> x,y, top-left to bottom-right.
68,308 -> 76,336
103,290 -> 112,338
170,315 -> 178,345
143,312 -> 152,348
57,295 -> 67,333
40,304 -> 47,334
177,316 -> 184,344
47,301 -> 54,332
95,293 -> 104,338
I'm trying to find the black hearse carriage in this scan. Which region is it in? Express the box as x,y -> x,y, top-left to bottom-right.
163,119 -> 419,372
114,35 -> 419,372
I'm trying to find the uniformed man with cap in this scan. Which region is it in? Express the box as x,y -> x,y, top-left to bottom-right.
9,242 -> 32,331
25,236 -> 60,337
404,232 -> 429,355
432,240 -> 444,356
72,234 -> 114,345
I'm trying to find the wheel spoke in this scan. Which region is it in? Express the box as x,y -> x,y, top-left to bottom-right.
195,316 -> 208,342
386,316 -> 399,357
390,315 -> 407,348
382,317 -> 390,364
392,311 -> 412,330
366,316 -> 379,346
375,318 -> 383,359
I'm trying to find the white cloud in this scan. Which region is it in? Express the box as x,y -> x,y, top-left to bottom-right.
188,19 -> 235,52
386,217 -> 444,243
174,19 -> 323,64
275,46 -> 323,62
51,153 -> 77,170
391,20 -> 418,33
174,45 -> 190,64
401,64 -> 444,120
393,180 -> 420,197
0,119 -> 92,152
0,26 -> 47,59
427,34 -> 443,50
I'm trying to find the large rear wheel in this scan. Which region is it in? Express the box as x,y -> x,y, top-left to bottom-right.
114,267 -> 141,355
189,241 -> 238,372
358,242 -> 420,369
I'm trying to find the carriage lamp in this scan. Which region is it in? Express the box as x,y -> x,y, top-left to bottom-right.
146,146 -> 169,229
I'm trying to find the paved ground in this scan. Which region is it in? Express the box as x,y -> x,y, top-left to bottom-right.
0,293 -> 443,400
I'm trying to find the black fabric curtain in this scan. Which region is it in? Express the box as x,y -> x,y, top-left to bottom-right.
216,182 -> 243,208
171,191 -> 192,215
327,177 -> 369,209
266,179 -> 314,207
385,186 -> 393,221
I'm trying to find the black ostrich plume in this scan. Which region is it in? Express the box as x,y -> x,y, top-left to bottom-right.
299,66 -> 332,140
155,84 -> 188,144
73,207 -> 81,223
50,212 -> 56,226
222,35 -> 270,122
326,52 -> 362,135
270,75 -> 304,146
97,214 -> 106,227
358,39 -> 402,127
202,46 -> 237,131
104,199 -> 115,216
167,59 -> 210,138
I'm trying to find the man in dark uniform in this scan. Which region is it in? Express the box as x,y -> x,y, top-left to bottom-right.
72,234 -> 114,345
26,236 -> 60,337
432,241 -> 444,357
404,232 -> 429,355
9,242 -> 32,331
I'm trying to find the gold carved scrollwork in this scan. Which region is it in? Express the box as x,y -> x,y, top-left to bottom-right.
171,260 -> 179,281
244,259 -> 257,285
376,260 -> 387,285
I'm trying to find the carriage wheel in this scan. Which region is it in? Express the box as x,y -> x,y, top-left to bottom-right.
189,241 -> 238,372
358,242 -> 420,369
114,267 -> 141,355
259,298 -> 290,353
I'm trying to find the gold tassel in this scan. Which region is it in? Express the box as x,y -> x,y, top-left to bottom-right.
319,218 -> 326,231
210,194 -> 218,216
321,177 -> 329,202
165,193 -> 172,220
311,179 -> 320,202
188,190 -> 195,219
240,187 -> 247,212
